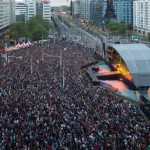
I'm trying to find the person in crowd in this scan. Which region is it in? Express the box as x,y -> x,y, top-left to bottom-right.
0,40 -> 150,150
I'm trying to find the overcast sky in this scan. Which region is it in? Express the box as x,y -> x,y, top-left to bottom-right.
15,0 -> 70,6
51,0 -> 69,6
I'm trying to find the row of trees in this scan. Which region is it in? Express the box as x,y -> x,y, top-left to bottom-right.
9,16 -> 52,41
58,15 -> 71,28
148,33 -> 150,41
106,22 -> 133,36
107,22 -> 150,41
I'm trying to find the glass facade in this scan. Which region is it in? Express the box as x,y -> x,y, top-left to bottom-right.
113,0 -> 133,24
90,0 -> 104,24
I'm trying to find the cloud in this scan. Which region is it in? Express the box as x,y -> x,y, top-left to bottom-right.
51,0 -> 69,6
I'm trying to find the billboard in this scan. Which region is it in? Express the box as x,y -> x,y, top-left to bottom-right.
132,36 -> 139,41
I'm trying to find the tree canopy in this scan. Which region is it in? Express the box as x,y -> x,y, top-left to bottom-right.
148,33 -> 150,41
107,22 -> 126,35
9,16 -> 52,41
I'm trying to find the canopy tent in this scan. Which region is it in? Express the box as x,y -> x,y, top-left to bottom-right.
108,44 -> 150,87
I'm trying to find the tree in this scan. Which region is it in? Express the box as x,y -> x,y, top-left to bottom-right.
26,16 -> 52,40
31,24 -> 48,40
9,16 -> 52,41
107,22 -> 126,35
9,22 -> 28,40
126,24 -> 133,31
148,33 -> 150,41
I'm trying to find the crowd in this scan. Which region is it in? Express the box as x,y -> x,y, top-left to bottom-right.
0,40 -> 150,150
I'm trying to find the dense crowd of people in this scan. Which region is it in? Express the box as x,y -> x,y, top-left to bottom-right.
0,40 -> 150,150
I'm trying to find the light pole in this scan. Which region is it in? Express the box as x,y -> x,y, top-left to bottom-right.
125,24 -> 128,41
61,48 -> 67,89
30,57 -> 33,74
5,43 -> 8,64
62,66 -> 65,89
42,48 -> 44,61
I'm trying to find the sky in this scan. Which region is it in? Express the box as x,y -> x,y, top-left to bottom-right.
15,0 -> 70,6
51,0 -> 69,6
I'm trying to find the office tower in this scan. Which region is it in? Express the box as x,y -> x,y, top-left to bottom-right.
18,0 -> 51,21
113,0 -> 133,24
90,0 -> 103,24
133,0 -> 150,36
15,3 -> 28,22
0,0 -> 15,30
80,0 -> 93,20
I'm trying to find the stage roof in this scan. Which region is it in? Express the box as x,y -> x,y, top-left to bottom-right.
108,44 -> 150,87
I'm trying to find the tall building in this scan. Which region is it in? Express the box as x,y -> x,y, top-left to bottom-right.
102,0 -> 107,18
72,0 -> 92,20
42,1 -> 51,21
72,0 -> 80,19
15,3 -> 28,22
72,0 -> 107,22
22,0 -> 51,21
25,0 -> 36,20
133,0 -> 150,35
0,0 -> 15,31
113,0 -> 133,24
79,0 -> 92,20
90,0 -> 103,24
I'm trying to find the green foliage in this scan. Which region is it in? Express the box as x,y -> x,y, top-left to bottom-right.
51,16 -> 61,33
64,20 -> 71,28
9,16 -> 52,40
126,24 -> 133,31
9,22 -> 28,39
107,22 -> 126,35
148,33 -> 150,41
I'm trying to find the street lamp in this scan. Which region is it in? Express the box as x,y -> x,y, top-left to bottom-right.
62,66 -> 65,89
30,57 -> 33,74
62,48 -> 67,89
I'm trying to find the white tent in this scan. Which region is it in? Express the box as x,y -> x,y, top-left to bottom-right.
108,44 -> 150,87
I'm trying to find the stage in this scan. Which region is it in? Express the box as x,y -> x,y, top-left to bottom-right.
86,64 -> 139,101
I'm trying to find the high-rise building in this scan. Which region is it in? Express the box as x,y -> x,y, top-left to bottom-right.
23,0 -> 51,21
25,0 -> 36,20
15,3 -> 28,22
113,0 -> 133,24
133,0 -> 150,35
72,0 -> 80,19
72,0 -> 92,20
90,0 -> 103,24
42,1 -> 51,21
79,0 -> 92,20
0,0 -> 15,31
72,0 -> 106,22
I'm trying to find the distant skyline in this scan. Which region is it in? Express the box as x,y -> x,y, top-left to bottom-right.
15,0 -> 70,6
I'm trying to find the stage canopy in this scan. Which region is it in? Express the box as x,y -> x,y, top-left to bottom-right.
108,44 -> 150,87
